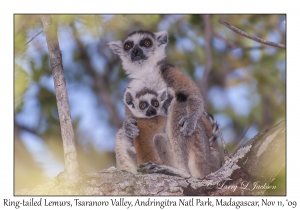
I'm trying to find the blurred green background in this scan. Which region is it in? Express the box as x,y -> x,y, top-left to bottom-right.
14,14 -> 286,194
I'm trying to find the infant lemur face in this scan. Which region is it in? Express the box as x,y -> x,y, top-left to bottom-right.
124,87 -> 173,119
136,94 -> 159,117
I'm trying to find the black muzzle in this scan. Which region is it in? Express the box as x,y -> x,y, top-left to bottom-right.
131,47 -> 146,62
146,107 -> 157,117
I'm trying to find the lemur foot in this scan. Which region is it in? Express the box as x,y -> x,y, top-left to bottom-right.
137,162 -> 181,177
123,118 -> 139,139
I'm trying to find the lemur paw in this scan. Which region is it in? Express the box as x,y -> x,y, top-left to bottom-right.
137,162 -> 157,173
123,118 -> 139,138
138,162 -> 181,177
179,114 -> 197,136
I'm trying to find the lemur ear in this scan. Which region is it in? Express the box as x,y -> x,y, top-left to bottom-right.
124,88 -> 134,106
107,41 -> 123,55
157,88 -> 168,102
155,31 -> 168,47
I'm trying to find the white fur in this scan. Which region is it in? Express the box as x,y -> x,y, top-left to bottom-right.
122,47 -> 166,80
115,129 -> 137,173
127,71 -> 167,94
124,87 -> 170,119
122,32 -> 168,79
108,31 -> 168,82
138,94 -> 157,102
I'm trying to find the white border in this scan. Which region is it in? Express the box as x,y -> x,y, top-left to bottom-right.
1,0 -> 298,209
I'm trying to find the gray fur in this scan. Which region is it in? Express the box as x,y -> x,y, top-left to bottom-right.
162,94 -> 173,115
178,114 -> 199,137
203,111 -> 219,145
156,31 -> 168,46
159,91 -> 166,101
115,128 -> 137,174
124,30 -> 155,40
107,41 -> 123,55
136,87 -> 158,98
125,92 -> 134,106
153,133 -> 174,166
123,118 -> 139,139
127,149 -> 137,164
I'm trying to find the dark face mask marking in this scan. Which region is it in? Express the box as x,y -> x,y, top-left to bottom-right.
131,46 -> 146,62
146,106 -> 157,117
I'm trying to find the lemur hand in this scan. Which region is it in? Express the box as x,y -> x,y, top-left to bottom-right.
179,114 -> 198,136
123,118 -> 139,139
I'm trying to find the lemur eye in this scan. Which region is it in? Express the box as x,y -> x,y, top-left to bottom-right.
152,100 -> 159,107
124,42 -> 132,50
139,102 -> 147,110
143,39 -> 152,47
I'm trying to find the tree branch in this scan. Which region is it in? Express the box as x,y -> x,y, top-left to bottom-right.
218,20 -> 286,49
213,30 -> 265,51
25,30 -> 43,45
41,15 -> 80,182
15,30 -> 44,55
231,121 -> 254,155
201,14 -> 213,99
14,122 -> 39,137
17,120 -> 285,195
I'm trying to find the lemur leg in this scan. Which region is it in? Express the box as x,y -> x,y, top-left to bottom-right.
138,129 -> 190,178
115,128 -> 137,173
115,118 -> 139,174
137,133 -> 189,177
153,133 -> 174,166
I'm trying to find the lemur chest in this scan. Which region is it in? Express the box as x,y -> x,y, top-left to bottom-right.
136,116 -> 167,134
128,71 -> 167,93
133,116 -> 167,165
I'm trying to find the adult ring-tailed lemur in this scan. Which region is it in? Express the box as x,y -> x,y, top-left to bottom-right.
109,30 -> 221,178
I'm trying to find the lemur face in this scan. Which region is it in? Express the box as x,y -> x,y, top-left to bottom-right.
123,31 -> 155,63
124,87 -> 173,119
108,30 -> 168,74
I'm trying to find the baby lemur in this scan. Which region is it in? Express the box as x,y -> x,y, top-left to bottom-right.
115,87 -> 173,174
110,30 -> 221,178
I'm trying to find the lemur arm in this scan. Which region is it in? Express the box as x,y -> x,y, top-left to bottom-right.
159,62 -> 205,136
115,115 -> 140,174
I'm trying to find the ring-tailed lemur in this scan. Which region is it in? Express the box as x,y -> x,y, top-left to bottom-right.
109,30 -> 221,178
115,87 -> 173,173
